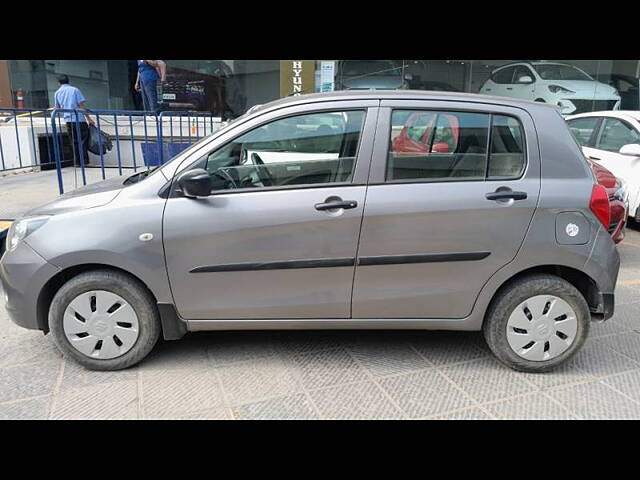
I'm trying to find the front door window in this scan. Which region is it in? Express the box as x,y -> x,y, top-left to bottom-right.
597,118 -> 640,152
189,110 -> 366,192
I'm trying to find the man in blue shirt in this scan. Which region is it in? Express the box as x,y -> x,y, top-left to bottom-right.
54,75 -> 94,167
135,60 -> 165,112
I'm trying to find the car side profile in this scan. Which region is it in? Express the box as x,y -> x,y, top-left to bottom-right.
0,91 -> 620,372
480,62 -> 621,115
566,110 -> 640,223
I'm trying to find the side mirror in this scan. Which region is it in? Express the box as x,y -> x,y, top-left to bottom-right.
516,75 -> 534,84
619,143 -> 640,156
177,168 -> 212,197
404,73 -> 413,81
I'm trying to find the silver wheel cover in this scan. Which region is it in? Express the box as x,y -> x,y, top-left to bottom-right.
506,295 -> 578,362
63,290 -> 140,359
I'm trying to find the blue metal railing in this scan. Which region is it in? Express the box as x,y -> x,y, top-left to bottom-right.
47,108 -> 218,194
0,108 -> 59,173
1,108 -> 218,194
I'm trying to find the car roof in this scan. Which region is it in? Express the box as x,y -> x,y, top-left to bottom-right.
566,110 -> 640,124
491,61 -> 583,72
248,89 -> 558,116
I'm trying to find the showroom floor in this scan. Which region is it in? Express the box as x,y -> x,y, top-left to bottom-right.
1,225 -> 640,419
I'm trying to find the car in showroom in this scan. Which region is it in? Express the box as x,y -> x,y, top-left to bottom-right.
0,91 -> 620,373
567,110 -> 640,222
479,62 -> 621,115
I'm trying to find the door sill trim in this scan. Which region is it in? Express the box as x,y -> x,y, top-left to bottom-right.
186,317 -> 478,331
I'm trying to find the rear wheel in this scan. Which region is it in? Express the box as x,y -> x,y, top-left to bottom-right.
49,270 -> 161,371
483,274 -> 590,372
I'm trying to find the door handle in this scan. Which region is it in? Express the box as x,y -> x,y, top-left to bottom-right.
506,87 -> 513,90
314,200 -> 358,211
485,190 -> 527,201
589,156 -> 601,161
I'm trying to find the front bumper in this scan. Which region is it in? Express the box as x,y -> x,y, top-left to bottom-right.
0,240 -> 59,331
557,98 -> 621,115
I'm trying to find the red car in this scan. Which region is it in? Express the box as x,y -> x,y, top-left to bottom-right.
391,112 -> 627,244
587,159 -> 627,244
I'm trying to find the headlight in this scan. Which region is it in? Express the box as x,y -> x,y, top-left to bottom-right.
5,216 -> 50,253
548,85 -> 575,94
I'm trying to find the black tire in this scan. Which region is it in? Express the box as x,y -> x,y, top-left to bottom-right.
482,274 -> 590,373
49,269 -> 161,371
534,98 -> 546,102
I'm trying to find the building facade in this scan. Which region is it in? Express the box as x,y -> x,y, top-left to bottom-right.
2,60 -> 639,117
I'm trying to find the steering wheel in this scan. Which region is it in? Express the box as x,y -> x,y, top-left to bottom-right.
251,153 -> 274,187
212,168 -> 238,189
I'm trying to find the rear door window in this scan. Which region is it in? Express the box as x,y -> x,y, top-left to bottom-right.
388,110 -> 489,181
488,115 -> 526,179
387,110 -> 527,182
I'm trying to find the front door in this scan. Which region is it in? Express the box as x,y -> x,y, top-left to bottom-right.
510,65 -> 537,101
163,105 -> 377,319
352,101 -> 540,319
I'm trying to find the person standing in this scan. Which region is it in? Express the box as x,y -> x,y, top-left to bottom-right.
53,74 -> 94,167
135,60 -> 166,112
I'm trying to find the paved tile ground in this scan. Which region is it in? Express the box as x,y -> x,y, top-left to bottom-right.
1,170 -> 640,419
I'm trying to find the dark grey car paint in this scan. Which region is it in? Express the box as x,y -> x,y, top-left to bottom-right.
0,90 -> 620,336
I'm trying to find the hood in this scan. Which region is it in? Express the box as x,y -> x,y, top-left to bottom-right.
25,175 -> 126,216
550,80 -> 620,98
339,75 -> 404,90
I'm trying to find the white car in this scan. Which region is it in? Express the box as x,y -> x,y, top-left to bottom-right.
480,62 -> 621,115
567,110 -> 640,221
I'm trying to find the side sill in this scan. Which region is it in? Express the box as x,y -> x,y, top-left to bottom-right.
185,317 -> 480,332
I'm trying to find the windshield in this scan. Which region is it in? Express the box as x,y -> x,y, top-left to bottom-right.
533,64 -> 593,81
341,60 -> 401,76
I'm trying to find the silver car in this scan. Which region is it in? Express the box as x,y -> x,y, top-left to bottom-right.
0,91 -> 620,372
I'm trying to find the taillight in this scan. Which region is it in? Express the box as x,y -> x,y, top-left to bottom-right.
590,184 -> 610,229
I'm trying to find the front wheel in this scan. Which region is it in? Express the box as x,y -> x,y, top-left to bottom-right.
49,270 -> 161,371
483,274 -> 590,372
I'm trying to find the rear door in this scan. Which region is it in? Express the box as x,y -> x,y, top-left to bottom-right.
352,100 -> 541,319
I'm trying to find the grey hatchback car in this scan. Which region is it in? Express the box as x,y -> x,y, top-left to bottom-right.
0,91 -> 620,372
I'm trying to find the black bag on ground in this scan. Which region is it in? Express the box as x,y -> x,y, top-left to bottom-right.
87,125 -> 113,155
